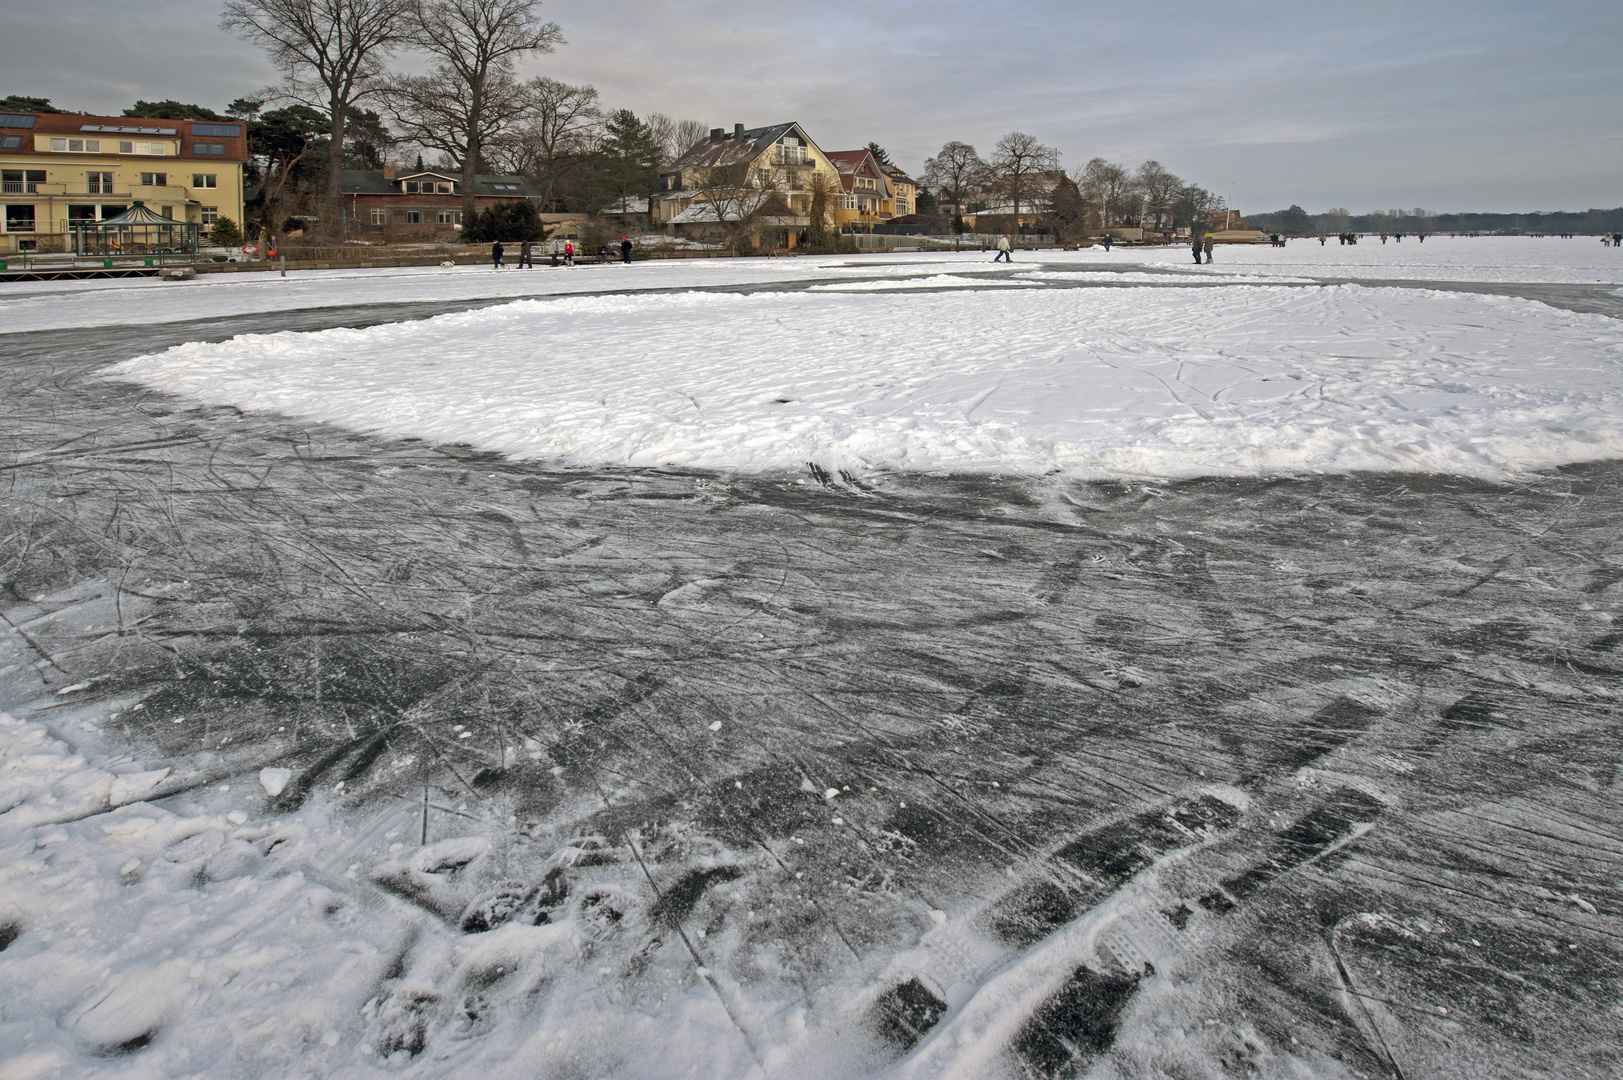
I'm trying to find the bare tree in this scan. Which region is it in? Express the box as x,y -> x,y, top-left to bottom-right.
386,66 -> 542,181
686,160 -> 786,255
1134,160 -> 1183,233
484,77 -> 599,207
921,140 -> 985,216
1074,157 -> 1131,230
407,0 -> 565,221
222,0 -> 417,227
645,114 -> 708,169
988,132 -> 1060,222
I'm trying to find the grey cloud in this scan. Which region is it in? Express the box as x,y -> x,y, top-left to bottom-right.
4,0 -> 1617,212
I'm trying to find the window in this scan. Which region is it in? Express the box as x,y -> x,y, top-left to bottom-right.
88,171 -> 114,193
201,206 -> 218,224
191,174 -> 217,188
436,183 -> 452,194
140,172 -> 167,187
404,210 -> 422,224
100,205 -> 127,219
404,181 -> 418,193
370,208 -> 387,225
0,136 -> 20,150
160,206 -> 173,219
2,170 -> 44,193
69,205 -> 98,224
437,210 -> 454,223
190,123 -> 241,138
118,140 -> 168,156
194,143 -> 225,156
49,138 -> 101,153
4,205 -> 36,232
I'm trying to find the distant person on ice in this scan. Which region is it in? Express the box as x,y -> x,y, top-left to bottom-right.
1192,233 -> 1203,263
1203,234 -> 1214,263
564,240 -> 574,265
491,241 -> 503,269
518,239 -> 533,268
621,237 -> 633,263
994,234 -> 1012,262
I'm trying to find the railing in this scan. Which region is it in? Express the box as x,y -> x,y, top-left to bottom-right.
2,182 -> 38,193
774,148 -> 809,165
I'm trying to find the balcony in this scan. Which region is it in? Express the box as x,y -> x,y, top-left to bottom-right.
773,148 -> 810,166
2,182 -> 38,194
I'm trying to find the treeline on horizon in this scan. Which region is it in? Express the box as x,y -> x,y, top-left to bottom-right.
7,93 -> 1618,240
1243,202 -> 1623,236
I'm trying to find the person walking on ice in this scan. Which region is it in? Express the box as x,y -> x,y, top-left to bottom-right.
518,239 -> 532,268
1203,233 -> 1214,263
1192,233 -> 1203,263
621,236 -> 633,264
994,234 -> 1013,262
491,241 -> 504,269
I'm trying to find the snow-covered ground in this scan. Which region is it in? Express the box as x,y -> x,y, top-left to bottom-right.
1,236 -> 1619,338
93,237 -> 1623,482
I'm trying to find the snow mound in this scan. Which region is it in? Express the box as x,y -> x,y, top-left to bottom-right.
108,283 -> 1623,480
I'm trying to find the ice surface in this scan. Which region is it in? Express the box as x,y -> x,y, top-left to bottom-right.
2,244 -> 1621,1080
109,281 -> 1623,481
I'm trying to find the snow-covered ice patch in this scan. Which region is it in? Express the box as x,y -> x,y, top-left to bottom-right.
109,283 -> 1623,480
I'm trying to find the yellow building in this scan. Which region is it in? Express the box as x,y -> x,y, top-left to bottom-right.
883,164 -> 918,218
652,122 -> 843,247
825,149 -> 895,231
0,109 -> 247,255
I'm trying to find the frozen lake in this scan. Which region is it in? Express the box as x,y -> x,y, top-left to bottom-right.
1,240 -> 1620,1079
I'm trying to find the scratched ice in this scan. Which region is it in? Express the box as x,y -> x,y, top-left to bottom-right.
1,246 -> 1620,1079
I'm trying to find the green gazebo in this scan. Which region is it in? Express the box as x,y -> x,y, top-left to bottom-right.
72,201 -> 199,264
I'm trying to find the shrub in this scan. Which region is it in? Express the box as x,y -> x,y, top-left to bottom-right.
462,201 -> 544,243
208,217 -> 243,245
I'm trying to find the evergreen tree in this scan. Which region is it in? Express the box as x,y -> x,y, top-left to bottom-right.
866,141 -> 891,166
1,95 -> 67,113
124,100 -> 228,121
594,109 -> 662,212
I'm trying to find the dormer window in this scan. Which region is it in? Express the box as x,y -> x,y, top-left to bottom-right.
404,181 -> 419,192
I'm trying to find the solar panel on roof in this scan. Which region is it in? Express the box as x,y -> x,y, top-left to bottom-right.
0,113 -> 36,128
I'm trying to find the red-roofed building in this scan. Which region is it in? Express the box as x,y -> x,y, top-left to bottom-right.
0,110 -> 246,254
824,149 -> 895,231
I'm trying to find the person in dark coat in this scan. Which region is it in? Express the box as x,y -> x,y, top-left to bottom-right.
1191,234 -> 1203,263
621,237 -> 633,263
1203,234 -> 1214,263
491,241 -> 504,269
518,239 -> 532,268
1102,234 -> 1111,251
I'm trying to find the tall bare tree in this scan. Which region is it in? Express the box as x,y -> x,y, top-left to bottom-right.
1134,160 -> 1183,232
484,78 -> 600,208
222,0 -> 417,227
385,66 -> 541,183
687,160 -> 786,255
407,0 -> 565,221
988,132 -> 1060,221
645,114 -> 708,169
1074,157 -> 1131,230
921,140 -> 985,216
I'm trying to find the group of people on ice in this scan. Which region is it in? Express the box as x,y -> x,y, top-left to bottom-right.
490,237 -> 635,269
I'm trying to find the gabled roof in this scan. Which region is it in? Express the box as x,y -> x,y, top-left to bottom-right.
665,122 -> 812,172
99,202 -> 181,225
825,149 -> 894,196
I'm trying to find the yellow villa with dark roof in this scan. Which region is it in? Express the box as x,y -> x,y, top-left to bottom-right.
0,109 -> 247,255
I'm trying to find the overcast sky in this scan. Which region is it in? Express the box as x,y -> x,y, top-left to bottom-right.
4,0 -> 1619,213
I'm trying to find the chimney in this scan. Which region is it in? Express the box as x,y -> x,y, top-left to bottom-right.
733,123 -> 744,138
383,165 -> 395,179
710,128 -> 723,141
